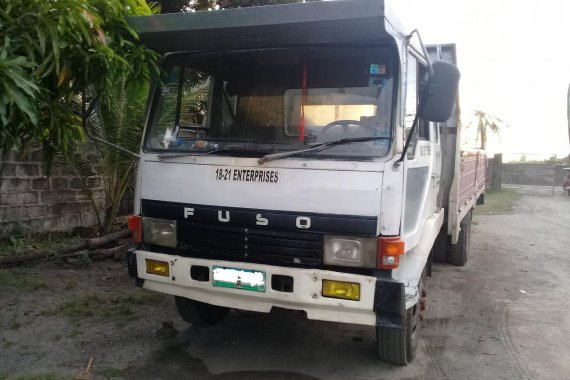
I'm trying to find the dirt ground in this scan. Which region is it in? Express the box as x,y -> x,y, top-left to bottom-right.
1,194 -> 570,380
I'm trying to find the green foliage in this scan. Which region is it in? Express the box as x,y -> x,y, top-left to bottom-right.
155,0 -> 309,13
544,154 -> 569,165
100,367 -> 124,379
68,78 -> 147,233
155,0 -> 191,12
4,373 -> 69,380
47,291 -> 162,321
0,0 -> 159,166
0,232 -> 83,258
216,0 -> 306,8
476,189 -> 520,215
0,270 -> 47,290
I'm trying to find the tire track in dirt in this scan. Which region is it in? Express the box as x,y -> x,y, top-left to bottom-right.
530,200 -> 570,229
422,316 -> 450,379
494,303 -> 534,380
422,275 -> 453,380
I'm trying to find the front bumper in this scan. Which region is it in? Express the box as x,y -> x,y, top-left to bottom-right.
129,249 -> 404,327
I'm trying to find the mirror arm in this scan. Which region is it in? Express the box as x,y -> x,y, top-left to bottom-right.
405,29 -> 433,76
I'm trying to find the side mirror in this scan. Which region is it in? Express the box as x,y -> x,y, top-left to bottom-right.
420,61 -> 460,122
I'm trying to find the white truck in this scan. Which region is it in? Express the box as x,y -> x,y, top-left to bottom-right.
126,0 -> 485,365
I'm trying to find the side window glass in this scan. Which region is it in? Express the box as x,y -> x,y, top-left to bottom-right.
418,63 -> 430,140
148,66 -> 181,149
405,52 -> 418,159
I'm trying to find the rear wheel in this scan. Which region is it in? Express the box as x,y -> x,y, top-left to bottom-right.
377,272 -> 425,365
450,210 -> 472,266
174,296 -> 230,327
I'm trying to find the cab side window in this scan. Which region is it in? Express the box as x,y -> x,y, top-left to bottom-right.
406,50 -> 431,148
405,52 -> 418,159
418,61 -> 430,140
404,53 -> 417,134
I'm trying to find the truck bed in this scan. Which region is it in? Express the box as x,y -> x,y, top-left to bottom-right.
458,150 -> 486,210
448,149 -> 486,243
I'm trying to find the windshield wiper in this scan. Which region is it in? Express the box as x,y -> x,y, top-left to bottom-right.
258,136 -> 391,164
158,144 -> 273,161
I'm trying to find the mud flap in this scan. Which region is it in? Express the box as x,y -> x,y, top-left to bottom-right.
374,277 -> 406,329
127,249 -> 144,287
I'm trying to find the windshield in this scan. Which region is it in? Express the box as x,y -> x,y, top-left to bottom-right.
145,47 -> 396,158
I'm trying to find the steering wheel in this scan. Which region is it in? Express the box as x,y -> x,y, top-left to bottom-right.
321,120 -> 385,135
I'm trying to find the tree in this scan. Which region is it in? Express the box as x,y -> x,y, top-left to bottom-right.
155,0 -> 309,13
216,0 -> 306,8
68,79 -> 148,234
155,0 -> 191,13
471,110 -> 508,150
0,0 -> 159,167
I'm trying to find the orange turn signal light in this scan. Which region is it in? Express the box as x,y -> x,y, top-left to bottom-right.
377,237 -> 405,269
128,214 -> 143,243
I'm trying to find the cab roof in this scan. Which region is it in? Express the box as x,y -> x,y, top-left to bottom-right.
128,0 -> 401,53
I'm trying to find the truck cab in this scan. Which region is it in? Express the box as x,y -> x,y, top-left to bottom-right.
127,0 -> 461,364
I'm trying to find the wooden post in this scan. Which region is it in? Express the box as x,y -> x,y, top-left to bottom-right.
490,153 -> 502,191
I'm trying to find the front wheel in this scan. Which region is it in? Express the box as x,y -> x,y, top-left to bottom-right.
377,272 -> 425,365
174,296 -> 230,327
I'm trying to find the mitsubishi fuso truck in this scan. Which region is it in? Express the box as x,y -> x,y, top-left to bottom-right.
126,0 -> 485,364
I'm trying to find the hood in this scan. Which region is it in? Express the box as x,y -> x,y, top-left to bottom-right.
137,156 -> 384,236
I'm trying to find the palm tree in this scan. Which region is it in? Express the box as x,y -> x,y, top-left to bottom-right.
69,78 -> 147,234
472,110 -> 507,150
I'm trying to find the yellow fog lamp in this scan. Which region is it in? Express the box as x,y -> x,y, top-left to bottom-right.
322,280 -> 360,301
146,259 -> 169,277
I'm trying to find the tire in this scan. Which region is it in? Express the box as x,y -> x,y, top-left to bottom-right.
377,272 -> 425,365
174,296 -> 230,327
432,226 -> 449,263
450,210 -> 472,266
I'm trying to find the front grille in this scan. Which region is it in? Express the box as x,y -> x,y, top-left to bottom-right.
177,221 -> 323,267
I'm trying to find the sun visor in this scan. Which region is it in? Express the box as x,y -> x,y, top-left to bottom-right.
128,0 -> 396,53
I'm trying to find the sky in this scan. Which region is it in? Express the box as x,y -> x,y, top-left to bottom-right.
392,0 -> 570,157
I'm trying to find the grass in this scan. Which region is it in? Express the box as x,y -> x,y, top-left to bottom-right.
66,329 -> 81,338
46,291 -> 162,322
0,372 -> 69,380
476,189 -> 521,215
64,280 -> 77,290
10,320 -> 21,330
2,338 -> 14,349
0,270 -> 46,290
0,232 -> 85,259
100,367 -> 124,379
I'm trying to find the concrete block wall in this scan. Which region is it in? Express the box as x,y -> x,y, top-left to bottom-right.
502,163 -> 556,186
0,149 -> 105,238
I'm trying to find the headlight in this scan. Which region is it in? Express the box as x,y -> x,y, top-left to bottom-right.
143,217 -> 177,248
323,236 -> 377,268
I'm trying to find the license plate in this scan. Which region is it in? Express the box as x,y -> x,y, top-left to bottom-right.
212,266 -> 266,292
